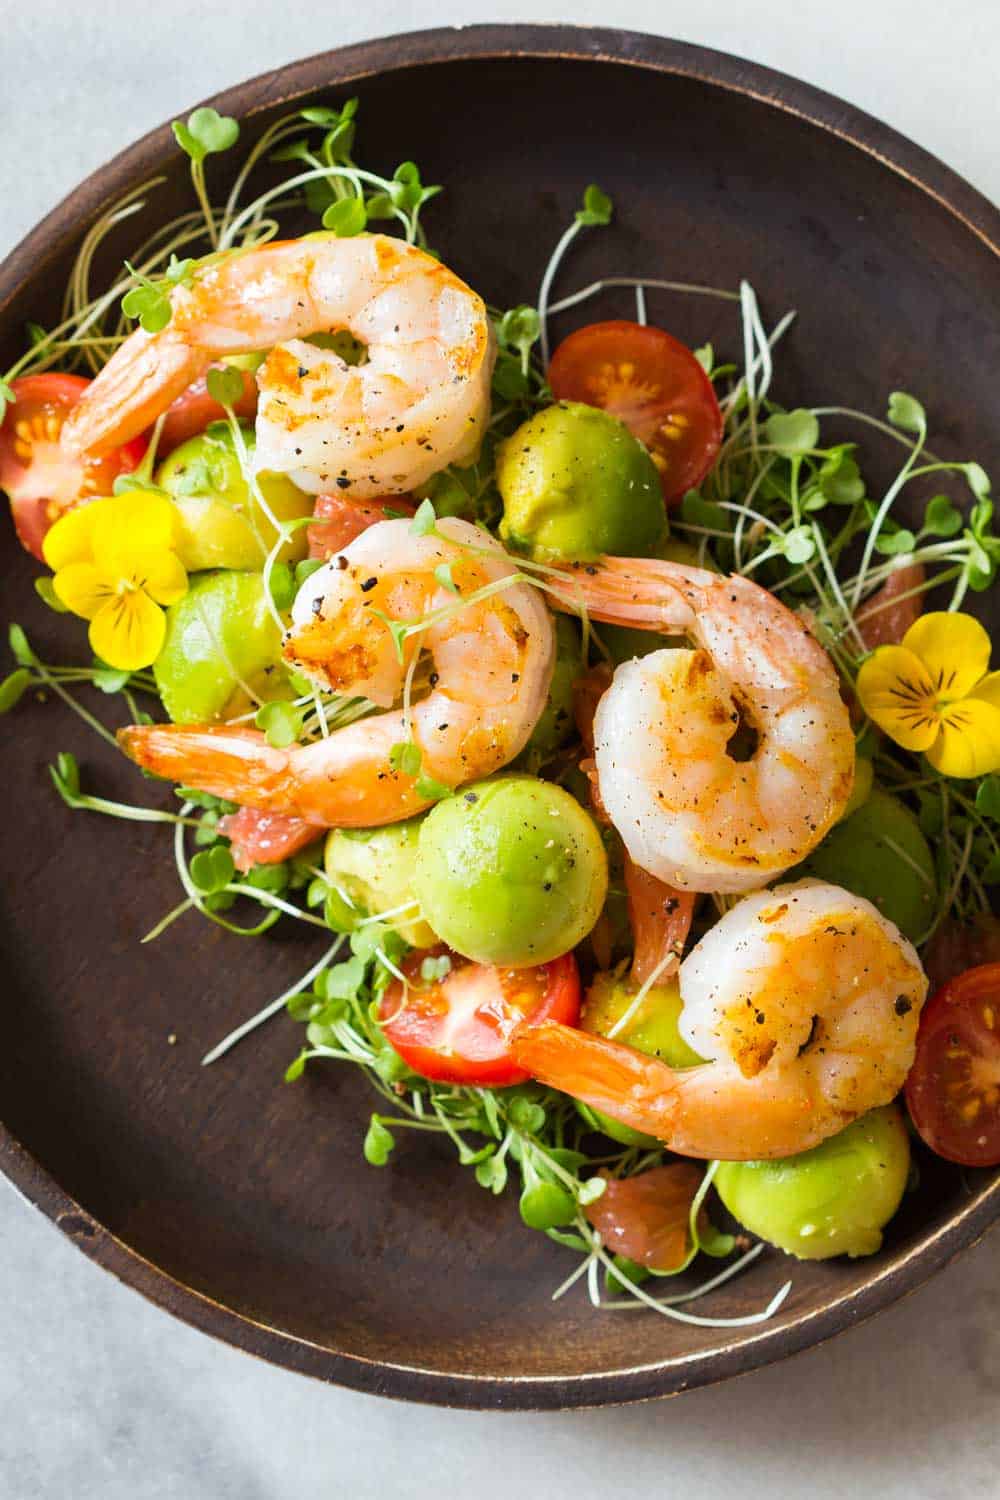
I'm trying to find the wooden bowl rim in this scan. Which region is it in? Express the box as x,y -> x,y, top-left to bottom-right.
1,24 -> 997,1409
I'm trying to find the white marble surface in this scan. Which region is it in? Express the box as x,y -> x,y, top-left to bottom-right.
2,2 -> 999,1495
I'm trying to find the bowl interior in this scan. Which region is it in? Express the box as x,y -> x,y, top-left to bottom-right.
1,36 -> 998,1407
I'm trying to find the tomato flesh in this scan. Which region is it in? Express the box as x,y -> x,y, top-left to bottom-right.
0,374 -> 146,559
548,320 -> 723,505
307,493 -> 414,560
906,962 -> 1000,1166
158,364 -> 258,456
378,948 -> 580,1086
584,1162 -> 704,1271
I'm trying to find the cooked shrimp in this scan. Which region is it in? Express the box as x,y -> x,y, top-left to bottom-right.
62,235 -> 494,496
118,518 -> 554,826
550,556 -> 854,892
514,880 -> 927,1159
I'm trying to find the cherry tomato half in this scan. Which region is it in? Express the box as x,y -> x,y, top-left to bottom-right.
906,963 -> 1000,1166
0,374 -> 147,559
548,320 -> 723,505
158,364 -> 258,456
378,947 -> 581,1087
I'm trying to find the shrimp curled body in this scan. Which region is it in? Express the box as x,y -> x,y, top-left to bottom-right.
62,235 -> 495,497
513,880 -> 928,1159
118,518 -> 554,826
551,556 -> 855,893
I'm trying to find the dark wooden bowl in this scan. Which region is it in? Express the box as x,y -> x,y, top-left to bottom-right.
1,26 -> 998,1410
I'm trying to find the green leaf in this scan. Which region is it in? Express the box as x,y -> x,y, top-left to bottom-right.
782,526 -> 816,565
887,390 -> 926,434
475,1152 -> 509,1194
267,561 -> 296,612
284,1051 -> 308,1082
0,668 -> 30,714
189,844 -> 236,894
389,740 -> 422,777
415,774 -> 452,803
577,1176 -> 607,1207
322,196 -> 367,236
496,305 -> 540,360
679,490 -> 728,531
295,558 -> 325,588
965,463 -> 991,501
50,750 -> 80,801
33,576 -> 69,613
604,1254 -> 651,1292
764,409 -> 819,455
8,623 -> 35,667
324,885 -> 363,935
363,1116 -> 395,1166
575,183 -> 613,227
818,450 -> 865,506
254,700 -> 304,749
693,342 -> 713,374
508,1097 -> 546,1134
922,493 -> 963,537
243,861 -> 291,894
519,1183 -> 577,1230
91,658 -> 131,694
975,776 -> 1000,821
172,107 -> 239,164
0,376 -> 15,422
410,497 -> 437,536
492,352 -> 532,401
324,954 -> 368,997
433,561 -> 458,594
874,528 -> 916,556
121,283 -> 171,334
26,322 -> 49,349
205,363 -> 246,408
364,191 -> 395,220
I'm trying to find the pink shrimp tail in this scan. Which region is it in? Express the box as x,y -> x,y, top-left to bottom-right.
512,1020 -> 679,1142
118,723 -> 308,817
62,332 -> 205,458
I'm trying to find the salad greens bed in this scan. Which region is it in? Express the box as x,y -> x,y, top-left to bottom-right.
3,97 -> 1000,1326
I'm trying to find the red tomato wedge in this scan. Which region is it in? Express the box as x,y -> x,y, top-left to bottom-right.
0,374 -> 147,559
548,320 -> 723,505
378,947 -> 581,1086
217,807 -> 322,872
307,493 -> 414,560
158,364 -> 258,456
906,963 -> 1000,1166
584,1163 -> 704,1271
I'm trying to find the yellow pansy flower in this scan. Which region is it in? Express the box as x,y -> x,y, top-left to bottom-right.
857,611 -> 1000,778
42,491 -> 188,671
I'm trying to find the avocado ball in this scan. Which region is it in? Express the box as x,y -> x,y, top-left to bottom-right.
497,402 -> 665,562
414,775 -> 608,966
577,972 -> 704,1146
324,820 -> 439,948
795,787 -> 935,941
156,422 -> 312,571
516,617 -> 582,772
154,571 -> 288,723
714,1105 -> 911,1260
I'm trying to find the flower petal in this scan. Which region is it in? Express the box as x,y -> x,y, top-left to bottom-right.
52,561 -> 111,620
856,645 -> 941,752
124,550 -> 188,607
88,589 -> 166,671
968,671 -> 1000,712
91,491 -> 178,571
42,500 -> 101,571
925,698 -> 1000,778
901,611 -> 993,698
